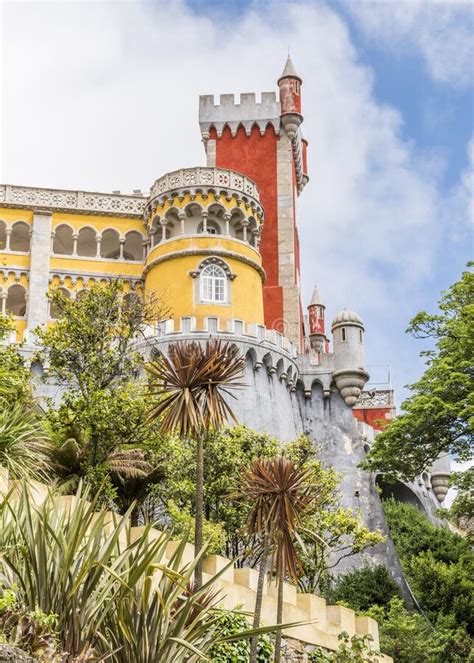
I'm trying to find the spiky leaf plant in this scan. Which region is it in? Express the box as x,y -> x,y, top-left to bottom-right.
0,402 -> 52,480
146,340 -> 245,586
0,482 -> 284,662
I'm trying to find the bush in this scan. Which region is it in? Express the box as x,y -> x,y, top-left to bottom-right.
325,565 -> 401,612
366,598 -> 473,663
308,632 -> 380,662
383,498 -> 470,564
209,610 -> 273,662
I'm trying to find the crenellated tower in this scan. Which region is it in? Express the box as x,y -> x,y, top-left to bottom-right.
199,56 -> 309,349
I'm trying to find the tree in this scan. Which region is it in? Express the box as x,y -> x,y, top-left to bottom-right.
151,425 -> 280,559
35,282 -> 168,505
239,456 -> 316,663
366,264 -> 473,480
447,467 -> 474,537
146,340 -> 245,587
0,313 -> 30,405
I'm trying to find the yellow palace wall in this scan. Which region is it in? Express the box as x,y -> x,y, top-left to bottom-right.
144,235 -> 265,328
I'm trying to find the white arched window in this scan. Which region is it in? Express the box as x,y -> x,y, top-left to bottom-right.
200,264 -> 227,303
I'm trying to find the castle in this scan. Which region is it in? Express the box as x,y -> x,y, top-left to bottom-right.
0,57 -> 451,593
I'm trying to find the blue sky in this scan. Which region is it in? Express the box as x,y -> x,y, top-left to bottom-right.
1,0 -> 473,405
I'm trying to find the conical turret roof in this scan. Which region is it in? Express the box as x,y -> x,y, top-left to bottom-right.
278,55 -> 302,83
309,285 -> 323,307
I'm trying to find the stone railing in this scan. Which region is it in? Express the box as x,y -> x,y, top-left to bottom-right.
135,317 -> 299,388
354,389 -> 394,409
0,469 -> 392,661
0,185 -> 147,218
149,167 -> 260,201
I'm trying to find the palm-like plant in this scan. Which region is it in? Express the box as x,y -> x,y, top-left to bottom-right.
146,340 -> 245,587
0,401 -> 52,480
50,438 -> 163,522
240,457 -> 315,663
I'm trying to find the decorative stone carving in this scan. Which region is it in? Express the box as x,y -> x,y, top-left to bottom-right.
147,168 -> 262,219
0,185 -> 147,218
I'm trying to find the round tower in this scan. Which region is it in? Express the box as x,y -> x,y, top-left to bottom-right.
278,55 -> 303,139
331,308 -> 369,406
307,285 -> 326,353
142,167 -> 265,331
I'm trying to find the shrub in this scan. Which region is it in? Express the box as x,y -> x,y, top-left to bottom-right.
325,565 -> 401,612
383,498 -> 470,564
208,610 -> 273,662
308,632 -> 380,662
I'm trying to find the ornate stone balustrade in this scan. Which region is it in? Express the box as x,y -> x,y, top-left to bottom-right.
145,167 -> 263,222
354,389 -> 394,409
0,185 -> 147,218
0,469 -> 393,661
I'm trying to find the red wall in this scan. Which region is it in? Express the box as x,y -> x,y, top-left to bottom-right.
212,124 -> 284,329
353,407 -> 392,431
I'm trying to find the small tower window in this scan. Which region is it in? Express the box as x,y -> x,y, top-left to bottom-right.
200,264 -> 227,303
359,329 -> 363,342
294,80 -> 299,94
341,327 -> 346,342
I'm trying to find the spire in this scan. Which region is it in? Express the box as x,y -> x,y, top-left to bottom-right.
309,284 -> 322,307
278,55 -> 302,85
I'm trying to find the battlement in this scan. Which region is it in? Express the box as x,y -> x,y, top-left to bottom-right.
199,92 -> 281,137
0,470 -> 392,661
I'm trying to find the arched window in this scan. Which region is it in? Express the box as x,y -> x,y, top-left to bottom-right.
123,231 -> 143,261
10,222 -> 30,252
77,227 -> 96,257
101,229 -> 120,259
0,221 -> 6,251
200,264 -> 227,303
53,224 -> 74,255
198,220 -> 221,235
6,284 -> 27,316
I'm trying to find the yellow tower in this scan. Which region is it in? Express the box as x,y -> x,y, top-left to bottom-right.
143,167 -> 265,331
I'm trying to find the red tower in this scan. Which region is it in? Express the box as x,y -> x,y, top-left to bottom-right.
199,56 -> 309,348
307,285 -> 327,354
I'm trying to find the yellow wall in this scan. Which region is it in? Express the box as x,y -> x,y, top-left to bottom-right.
52,212 -> 144,235
49,256 -> 143,278
0,208 -> 34,224
145,236 -> 264,328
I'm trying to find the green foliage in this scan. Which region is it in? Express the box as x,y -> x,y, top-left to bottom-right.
209,610 -> 273,662
167,499 -> 226,554
448,467 -> 474,535
0,482 -> 278,662
35,281 -> 167,399
0,587 -> 59,661
152,426 -> 280,558
325,565 -> 401,612
0,313 -> 30,405
407,551 -> 474,633
383,498 -> 470,564
366,264 -> 474,480
308,632 -> 380,662
0,402 -> 52,480
381,500 -> 474,656
366,598 -> 474,663
154,429 -> 383,584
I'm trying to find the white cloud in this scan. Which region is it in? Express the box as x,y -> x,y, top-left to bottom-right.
344,0 -> 474,89
0,0 -> 471,400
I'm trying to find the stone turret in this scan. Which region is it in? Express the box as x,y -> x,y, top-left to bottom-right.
308,285 -> 326,353
278,55 -> 303,139
331,308 -> 369,406
429,454 -> 451,503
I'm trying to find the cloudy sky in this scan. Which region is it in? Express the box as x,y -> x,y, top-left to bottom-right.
1,0 -> 473,404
